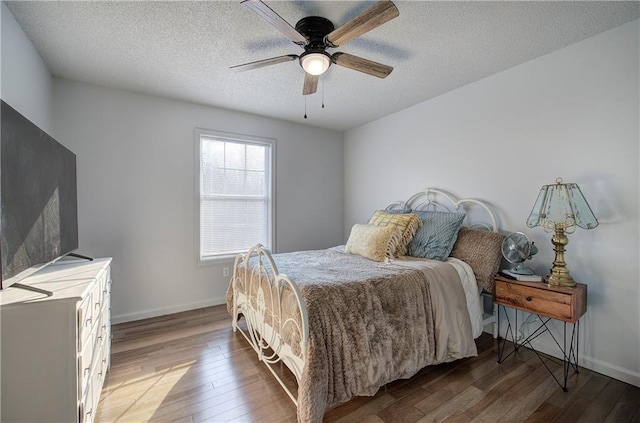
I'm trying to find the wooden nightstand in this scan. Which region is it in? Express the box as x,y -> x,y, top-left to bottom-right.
493,275 -> 587,391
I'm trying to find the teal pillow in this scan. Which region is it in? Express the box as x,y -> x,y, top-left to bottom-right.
407,211 -> 466,260
384,207 -> 412,214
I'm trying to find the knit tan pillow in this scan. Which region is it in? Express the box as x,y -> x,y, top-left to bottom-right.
450,227 -> 505,293
368,211 -> 422,257
345,224 -> 401,262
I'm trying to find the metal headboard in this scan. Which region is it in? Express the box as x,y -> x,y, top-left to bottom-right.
386,188 -> 499,233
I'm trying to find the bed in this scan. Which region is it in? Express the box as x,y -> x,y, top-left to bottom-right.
226,188 -> 505,422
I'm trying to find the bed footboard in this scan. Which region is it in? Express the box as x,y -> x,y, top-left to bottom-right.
230,244 -> 309,406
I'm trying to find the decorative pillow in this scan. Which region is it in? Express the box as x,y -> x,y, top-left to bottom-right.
406,211 -> 466,261
450,227 -> 505,293
368,210 -> 422,256
344,224 -> 401,262
385,207 -> 412,214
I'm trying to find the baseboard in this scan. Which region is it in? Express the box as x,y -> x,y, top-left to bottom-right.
495,316 -> 640,388
111,296 -> 227,324
529,339 -> 640,388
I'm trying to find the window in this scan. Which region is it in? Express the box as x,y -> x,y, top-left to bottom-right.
197,129 -> 275,261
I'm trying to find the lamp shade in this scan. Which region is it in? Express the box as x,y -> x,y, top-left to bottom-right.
526,178 -> 598,232
526,177 -> 598,287
300,52 -> 331,76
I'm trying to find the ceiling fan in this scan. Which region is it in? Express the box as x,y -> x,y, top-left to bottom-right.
231,0 -> 399,96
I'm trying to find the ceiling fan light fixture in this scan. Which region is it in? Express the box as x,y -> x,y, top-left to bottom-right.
300,52 -> 331,76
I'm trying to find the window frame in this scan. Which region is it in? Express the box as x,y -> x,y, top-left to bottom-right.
195,128 -> 276,263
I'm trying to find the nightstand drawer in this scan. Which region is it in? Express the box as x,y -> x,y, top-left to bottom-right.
494,277 -> 586,322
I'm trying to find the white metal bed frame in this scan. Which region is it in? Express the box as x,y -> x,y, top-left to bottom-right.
230,188 -> 501,407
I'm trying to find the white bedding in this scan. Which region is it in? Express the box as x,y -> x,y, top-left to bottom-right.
394,256 -> 484,338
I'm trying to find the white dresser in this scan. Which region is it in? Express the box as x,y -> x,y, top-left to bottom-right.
0,257 -> 112,423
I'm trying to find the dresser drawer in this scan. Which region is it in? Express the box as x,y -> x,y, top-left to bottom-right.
100,301 -> 110,343
494,278 -> 586,322
80,380 -> 94,423
79,306 -> 104,393
94,267 -> 109,314
92,291 -> 103,324
78,293 -> 94,351
78,335 -> 94,398
79,281 -> 103,351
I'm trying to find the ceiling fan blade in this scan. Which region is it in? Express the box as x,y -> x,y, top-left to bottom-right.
230,54 -> 298,72
241,0 -> 307,46
303,73 -> 319,95
332,52 -> 393,78
325,0 -> 399,47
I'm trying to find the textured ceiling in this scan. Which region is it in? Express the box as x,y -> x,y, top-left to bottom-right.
5,1 -> 639,131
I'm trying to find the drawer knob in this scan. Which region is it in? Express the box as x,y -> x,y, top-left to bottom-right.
526,296 -> 532,302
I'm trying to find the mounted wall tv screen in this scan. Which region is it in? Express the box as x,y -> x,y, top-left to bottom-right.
1,100 -> 78,289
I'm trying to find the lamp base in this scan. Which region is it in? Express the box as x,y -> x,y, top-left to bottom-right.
545,271 -> 576,287
545,227 -> 577,288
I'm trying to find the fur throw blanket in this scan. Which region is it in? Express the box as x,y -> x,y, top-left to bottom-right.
227,248 -> 477,422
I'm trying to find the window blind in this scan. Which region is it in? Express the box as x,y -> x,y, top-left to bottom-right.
198,132 -> 273,260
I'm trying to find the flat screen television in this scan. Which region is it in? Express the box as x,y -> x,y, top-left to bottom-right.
1,100 -> 78,289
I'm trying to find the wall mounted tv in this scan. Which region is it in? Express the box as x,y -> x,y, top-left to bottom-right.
1,100 -> 78,289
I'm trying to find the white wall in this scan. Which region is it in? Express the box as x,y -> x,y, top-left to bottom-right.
0,3 -> 53,134
345,21 -> 639,386
53,79 -> 344,323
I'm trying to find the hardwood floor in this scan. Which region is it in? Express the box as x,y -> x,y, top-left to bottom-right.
96,305 -> 639,423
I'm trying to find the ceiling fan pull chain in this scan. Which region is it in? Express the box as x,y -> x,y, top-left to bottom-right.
304,96 -> 308,119
322,78 -> 325,109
